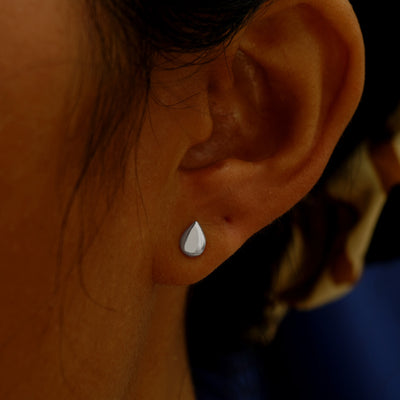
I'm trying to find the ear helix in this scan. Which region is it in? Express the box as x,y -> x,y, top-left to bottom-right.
180,221 -> 206,257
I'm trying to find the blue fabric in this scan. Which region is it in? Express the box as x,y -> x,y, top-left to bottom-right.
194,257 -> 400,399
269,257 -> 400,400
192,345 -> 269,400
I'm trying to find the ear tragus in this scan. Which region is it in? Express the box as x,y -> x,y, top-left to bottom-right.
181,47 -> 282,170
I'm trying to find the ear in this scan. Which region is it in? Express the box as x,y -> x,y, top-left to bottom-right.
152,0 -> 365,285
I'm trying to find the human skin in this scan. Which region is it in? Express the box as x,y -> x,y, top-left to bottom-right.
0,2 -> 168,398
0,0 -> 364,399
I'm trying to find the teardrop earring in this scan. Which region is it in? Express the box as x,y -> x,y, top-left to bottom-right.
180,221 -> 206,257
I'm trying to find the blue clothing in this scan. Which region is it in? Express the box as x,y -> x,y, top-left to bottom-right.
192,345 -> 269,400
193,258 -> 400,399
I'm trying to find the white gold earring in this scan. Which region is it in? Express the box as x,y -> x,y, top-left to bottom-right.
180,221 -> 206,257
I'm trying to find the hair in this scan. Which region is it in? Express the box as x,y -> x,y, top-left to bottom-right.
77,0 -> 268,193
58,0 -> 267,271
69,0 -> 399,366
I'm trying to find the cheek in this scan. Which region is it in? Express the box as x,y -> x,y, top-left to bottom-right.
0,0 -> 85,340
0,0 -> 83,233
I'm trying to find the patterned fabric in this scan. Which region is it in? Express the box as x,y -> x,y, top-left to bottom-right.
253,106 -> 400,342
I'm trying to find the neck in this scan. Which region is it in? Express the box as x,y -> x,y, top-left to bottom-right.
127,285 -> 195,400
0,260 -> 195,399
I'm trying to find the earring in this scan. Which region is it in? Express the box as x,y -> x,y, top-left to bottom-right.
180,221 -> 206,257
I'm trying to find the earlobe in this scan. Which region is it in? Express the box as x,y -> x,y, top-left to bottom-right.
153,0 -> 364,285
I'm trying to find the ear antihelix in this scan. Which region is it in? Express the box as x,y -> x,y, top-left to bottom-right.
180,221 -> 206,257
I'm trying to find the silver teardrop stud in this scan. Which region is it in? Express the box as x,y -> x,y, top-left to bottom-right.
180,221 -> 206,257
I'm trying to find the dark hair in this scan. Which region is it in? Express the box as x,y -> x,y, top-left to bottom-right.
81,0 -> 268,179
59,0 -> 267,271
